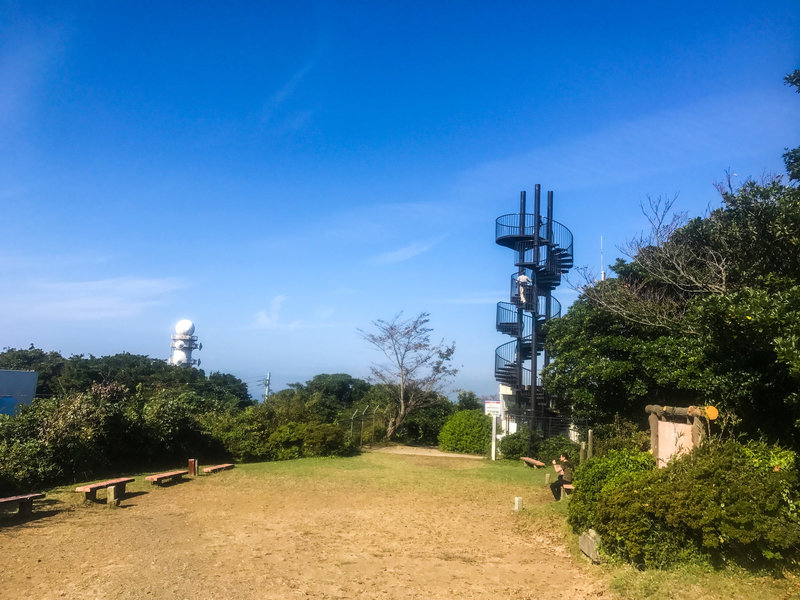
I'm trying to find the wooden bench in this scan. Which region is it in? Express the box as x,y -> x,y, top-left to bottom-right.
203,463 -> 234,474
75,477 -> 135,502
0,493 -> 45,516
145,470 -> 188,486
560,483 -> 575,501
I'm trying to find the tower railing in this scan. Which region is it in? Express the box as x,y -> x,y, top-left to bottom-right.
495,214 -> 574,259
494,340 -> 532,388
496,302 -> 532,338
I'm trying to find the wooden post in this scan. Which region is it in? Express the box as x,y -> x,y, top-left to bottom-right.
648,411 -> 659,458
188,458 -> 197,477
692,416 -> 703,447
514,497 -> 523,512
579,441 -> 586,464
587,429 -> 594,459
545,473 -> 551,486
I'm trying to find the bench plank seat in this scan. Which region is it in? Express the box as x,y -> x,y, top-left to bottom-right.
75,477 -> 135,502
0,493 -> 45,516
203,463 -> 234,474
145,470 -> 188,485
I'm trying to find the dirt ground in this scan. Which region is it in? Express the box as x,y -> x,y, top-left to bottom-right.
0,449 -> 608,599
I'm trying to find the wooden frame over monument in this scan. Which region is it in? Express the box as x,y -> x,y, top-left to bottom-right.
645,404 -> 718,467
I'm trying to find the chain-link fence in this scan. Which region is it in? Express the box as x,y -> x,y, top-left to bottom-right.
346,404 -> 393,446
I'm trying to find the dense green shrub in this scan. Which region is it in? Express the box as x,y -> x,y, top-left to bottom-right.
536,435 -> 581,464
438,410 -> 492,455
298,422 -> 349,457
499,427 -> 533,460
395,395 -> 455,445
568,449 -> 656,534
0,393 -> 118,492
592,417 -> 650,456
198,403 -> 279,462
581,440 -> 800,569
594,470 -> 702,568
142,389 -> 220,459
267,422 -> 349,460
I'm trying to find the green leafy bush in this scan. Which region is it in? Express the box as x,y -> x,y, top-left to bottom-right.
582,440 -> 800,569
592,416 -> 650,456
198,403 -> 279,462
267,422 -> 349,460
536,435 -> 581,464
438,410 -> 492,455
568,449 -> 656,534
395,395 -> 455,445
594,471 -> 701,568
298,423 -> 349,457
499,427 -> 533,460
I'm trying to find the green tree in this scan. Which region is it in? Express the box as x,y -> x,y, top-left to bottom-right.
544,148 -> 800,445
0,347 -> 66,397
456,390 -> 482,411
359,312 -> 457,439
394,393 -> 455,444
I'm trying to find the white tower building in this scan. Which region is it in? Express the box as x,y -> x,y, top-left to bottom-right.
168,319 -> 202,367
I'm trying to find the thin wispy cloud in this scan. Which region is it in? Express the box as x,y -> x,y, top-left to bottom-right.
252,295 -> 355,331
253,295 -> 301,329
370,236 -> 446,265
459,91 -> 800,198
0,277 -> 186,320
266,60 -> 316,111
0,251 -> 118,272
260,40 -> 327,129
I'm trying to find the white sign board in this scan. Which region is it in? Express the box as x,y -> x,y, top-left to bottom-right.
484,399 -> 502,417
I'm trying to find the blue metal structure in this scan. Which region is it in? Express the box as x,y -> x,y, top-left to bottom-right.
494,186 -> 573,433
0,370 -> 38,415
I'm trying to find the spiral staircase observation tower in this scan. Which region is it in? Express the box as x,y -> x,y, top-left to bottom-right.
495,185 -> 573,435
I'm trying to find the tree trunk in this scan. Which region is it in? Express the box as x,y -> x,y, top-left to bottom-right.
385,406 -> 407,440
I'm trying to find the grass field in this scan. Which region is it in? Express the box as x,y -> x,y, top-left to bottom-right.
1,448 -> 798,599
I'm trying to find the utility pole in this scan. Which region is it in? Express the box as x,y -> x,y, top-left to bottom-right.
263,371 -> 271,402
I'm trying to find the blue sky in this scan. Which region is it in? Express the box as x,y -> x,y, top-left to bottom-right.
1,2 -> 798,399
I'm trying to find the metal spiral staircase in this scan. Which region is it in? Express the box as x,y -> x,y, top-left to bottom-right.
494,186 -> 573,433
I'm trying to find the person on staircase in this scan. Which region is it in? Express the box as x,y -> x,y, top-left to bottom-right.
516,272 -> 531,306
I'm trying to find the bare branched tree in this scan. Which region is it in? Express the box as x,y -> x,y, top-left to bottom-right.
359,312 -> 457,439
570,194 -> 728,333
622,194 -> 728,295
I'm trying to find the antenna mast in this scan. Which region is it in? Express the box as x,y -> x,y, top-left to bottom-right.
600,235 -> 606,282
263,371 -> 271,401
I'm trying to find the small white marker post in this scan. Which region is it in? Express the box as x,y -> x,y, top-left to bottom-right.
514,497 -> 523,512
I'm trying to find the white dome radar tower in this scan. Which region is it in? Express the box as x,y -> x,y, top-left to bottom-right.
168,319 -> 202,367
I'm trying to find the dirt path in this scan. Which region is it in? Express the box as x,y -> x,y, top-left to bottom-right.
368,445 -> 485,459
0,452 -> 608,599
